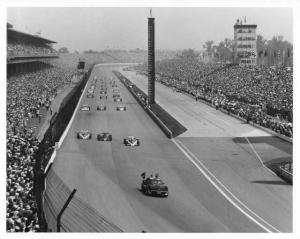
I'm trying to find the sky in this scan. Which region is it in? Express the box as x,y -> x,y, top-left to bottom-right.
7,7 -> 293,52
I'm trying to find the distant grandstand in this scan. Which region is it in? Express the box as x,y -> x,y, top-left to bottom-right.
7,23 -> 58,76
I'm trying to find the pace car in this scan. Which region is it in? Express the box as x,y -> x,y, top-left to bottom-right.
80,105 -> 90,111
97,105 -> 106,111
141,173 -> 169,197
116,106 -> 126,111
123,136 -> 140,146
77,130 -> 92,140
114,97 -> 122,102
97,133 -> 112,141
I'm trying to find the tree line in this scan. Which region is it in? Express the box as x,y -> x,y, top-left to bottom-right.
201,35 -> 293,66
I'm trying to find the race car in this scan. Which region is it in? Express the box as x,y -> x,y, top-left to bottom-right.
87,88 -> 94,94
100,95 -> 107,100
113,89 -> 119,93
113,94 -> 121,98
87,93 -> 94,98
114,97 -> 122,102
141,173 -> 169,197
77,130 -> 92,140
97,105 -> 106,111
97,133 -> 112,141
80,105 -> 90,111
123,136 -> 140,146
116,106 -> 126,111
99,90 -> 107,95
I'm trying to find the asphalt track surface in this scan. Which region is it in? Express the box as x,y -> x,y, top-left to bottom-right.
50,64 -> 292,232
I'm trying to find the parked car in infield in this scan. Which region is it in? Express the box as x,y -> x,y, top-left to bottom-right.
140,173 -> 169,197
77,130 -> 92,140
113,89 -> 119,93
97,105 -> 106,111
116,105 -> 126,111
80,105 -> 90,111
99,90 -> 107,95
97,133 -> 112,141
123,136 -> 140,146
87,93 -> 94,98
114,97 -> 122,102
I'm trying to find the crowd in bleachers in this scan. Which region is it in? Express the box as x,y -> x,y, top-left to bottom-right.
7,42 -> 57,58
135,59 -> 293,138
7,67 -> 75,232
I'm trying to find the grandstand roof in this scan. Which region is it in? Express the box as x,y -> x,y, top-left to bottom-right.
7,28 -> 57,44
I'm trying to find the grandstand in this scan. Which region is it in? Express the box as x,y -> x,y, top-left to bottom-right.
7,23 -> 58,77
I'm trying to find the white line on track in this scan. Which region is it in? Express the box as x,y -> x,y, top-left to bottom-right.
57,72 -> 91,148
172,138 -> 281,233
244,137 -> 277,176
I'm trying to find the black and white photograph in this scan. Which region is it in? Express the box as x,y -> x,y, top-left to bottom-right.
1,0 -> 298,237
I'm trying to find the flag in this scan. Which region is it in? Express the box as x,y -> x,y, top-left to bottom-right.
141,172 -> 146,179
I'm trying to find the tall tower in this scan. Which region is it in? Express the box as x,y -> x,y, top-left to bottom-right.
233,18 -> 257,66
148,16 -> 155,104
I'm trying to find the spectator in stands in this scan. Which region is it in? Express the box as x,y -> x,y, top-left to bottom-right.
7,66 -> 76,232
135,59 -> 293,138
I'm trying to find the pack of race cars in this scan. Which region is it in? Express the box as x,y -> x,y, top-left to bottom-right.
78,75 -> 169,198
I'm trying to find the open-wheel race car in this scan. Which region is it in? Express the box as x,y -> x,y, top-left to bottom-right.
99,90 -> 107,95
80,105 -> 90,111
88,88 -> 94,94
97,105 -> 106,111
114,97 -> 122,102
113,94 -> 121,98
97,132 -> 112,141
140,172 -> 169,197
77,130 -> 92,140
123,136 -> 140,146
116,105 -> 126,111
87,93 -> 94,98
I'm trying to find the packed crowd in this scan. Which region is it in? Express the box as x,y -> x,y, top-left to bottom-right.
7,42 -> 57,58
7,67 -> 76,232
136,58 -> 293,138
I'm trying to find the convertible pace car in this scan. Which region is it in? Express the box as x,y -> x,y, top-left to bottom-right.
116,106 -> 126,111
123,136 -> 140,146
97,105 -> 106,111
141,174 -> 169,197
80,105 -> 90,111
114,97 -> 122,102
77,130 -> 92,140
97,133 -> 112,141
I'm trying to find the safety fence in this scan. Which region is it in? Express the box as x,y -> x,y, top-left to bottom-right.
44,168 -> 123,232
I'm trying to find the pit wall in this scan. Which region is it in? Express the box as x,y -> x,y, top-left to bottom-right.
113,71 -> 187,138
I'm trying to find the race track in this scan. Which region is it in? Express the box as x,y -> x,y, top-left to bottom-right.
46,64 -> 292,232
